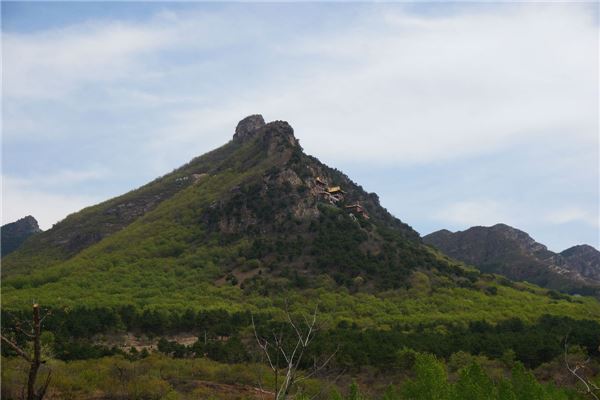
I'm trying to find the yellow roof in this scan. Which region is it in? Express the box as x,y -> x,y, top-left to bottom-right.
327,186 -> 342,193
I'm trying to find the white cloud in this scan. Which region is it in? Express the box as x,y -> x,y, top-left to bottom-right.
4,4 -> 597,163
2,9 -> 267,101
16,168 -> 108,188
544,207 -> 599,228
124,3 -> 597,168
3,22 -> 172,100
432,199 -> 514,227
270,4 -> 597,165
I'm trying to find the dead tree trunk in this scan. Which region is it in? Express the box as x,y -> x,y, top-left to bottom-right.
1,303 -> 51,400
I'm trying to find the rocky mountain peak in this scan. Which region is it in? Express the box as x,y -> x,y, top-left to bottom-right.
560,244 -> 600,282
262,120 -> 299,150
489,223 -> 547,253
16,215 -> 40,230
233,115 -> 299,150
233,114 -> 266,142
561,244 -> 598,257
428,229 -> 452,237
1,215 -> 42,257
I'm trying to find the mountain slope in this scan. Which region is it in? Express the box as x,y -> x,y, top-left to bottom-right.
1,125 -> 257,275
424,224 -> 600,295
1,215 -> 41,257
3,116 -> 461,300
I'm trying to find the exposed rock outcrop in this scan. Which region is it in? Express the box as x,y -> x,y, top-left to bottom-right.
561,244 -> 600,282
1,216 -> 42,257
233,114 -> 266,142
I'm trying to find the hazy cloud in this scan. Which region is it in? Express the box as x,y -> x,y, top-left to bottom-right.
545,207 -> 599,228
2,176 -> 100,230
433,199 -> 515,227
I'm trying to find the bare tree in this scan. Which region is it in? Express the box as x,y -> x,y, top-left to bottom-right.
252,304 -> 337,400
564,334 -> 600,400
1,303 -> 52,400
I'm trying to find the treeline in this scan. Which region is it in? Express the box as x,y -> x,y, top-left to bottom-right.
1,307 -> 256,338
316,315 -> 600,369
3,306 -> 598,370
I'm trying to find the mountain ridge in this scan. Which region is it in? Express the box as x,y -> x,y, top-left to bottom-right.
424,223 -> 600,295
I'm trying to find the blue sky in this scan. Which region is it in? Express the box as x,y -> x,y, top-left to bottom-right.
2,1 -> 598,252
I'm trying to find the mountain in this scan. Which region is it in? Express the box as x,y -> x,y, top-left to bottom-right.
2,115 -> 463,296
561,244 -> 600,282
424,224 -> 600,295
1,215 -> 41,257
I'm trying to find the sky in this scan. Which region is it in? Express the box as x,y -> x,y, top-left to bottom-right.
2,1 -> 598,252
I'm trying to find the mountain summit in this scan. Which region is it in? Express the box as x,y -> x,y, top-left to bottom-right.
3,115 -> 463,300
233,114 -> 266,141
1,215 -> 41,257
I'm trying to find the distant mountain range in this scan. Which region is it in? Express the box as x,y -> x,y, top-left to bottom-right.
424,224 -> 600,295
1,215 -> 41,257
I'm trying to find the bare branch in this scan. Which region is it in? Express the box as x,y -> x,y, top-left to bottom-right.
252,302 -> 333,400
295,347 -> 339,384
1,334 -> 32,362
564,334 -> 600,400
308,368 -> 347,400
252,315 -> 276,372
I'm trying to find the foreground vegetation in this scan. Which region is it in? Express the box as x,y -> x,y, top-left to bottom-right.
2,351 -> 597,399
2,303 -> 599,399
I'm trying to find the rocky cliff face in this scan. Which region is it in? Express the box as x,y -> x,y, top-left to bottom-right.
424,224 -> 600,295
1,216 -> 42,257
233,114 -> 266,142
561,245 -> 600,282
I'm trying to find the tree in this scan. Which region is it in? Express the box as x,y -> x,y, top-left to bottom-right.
564,335 -> 600,400
401,353 -> 449,400
252,304 -> 336,400
510,362 -> 544,400
1,303 -> 52,400
451,363 -> 494,400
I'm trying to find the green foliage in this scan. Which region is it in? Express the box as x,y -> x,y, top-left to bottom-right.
348,380 -> 366,400
401,353 -> 449,400
1,349 -> 589,400
510,362 -> 545,400
451,363 -> 494,400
